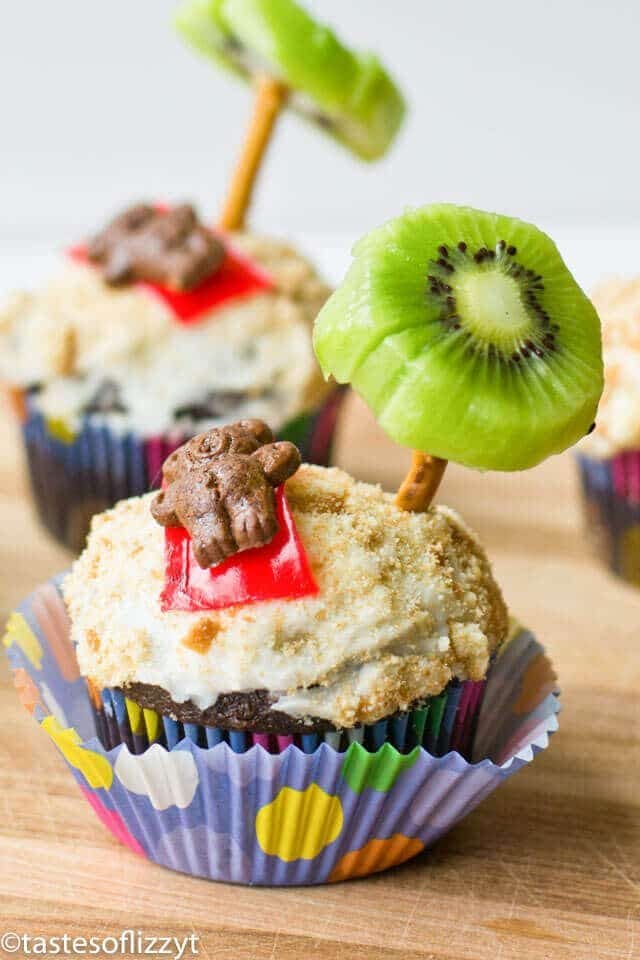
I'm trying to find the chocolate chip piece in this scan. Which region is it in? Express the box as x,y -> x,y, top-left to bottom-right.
173,390 -> 250,422
151,419 -> 301,568
82,379 -> 127,416
87,203 -> 225,291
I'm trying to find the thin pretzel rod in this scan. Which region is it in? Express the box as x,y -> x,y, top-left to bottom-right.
218,74 -> 288,231
395,451 -> 448,512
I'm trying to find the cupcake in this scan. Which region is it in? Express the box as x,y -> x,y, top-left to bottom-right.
7,203 -> 598,884
0,207 -> 339,552
57,419 -> 522,885
0,0 -> 406,552
576,278 -> 640,584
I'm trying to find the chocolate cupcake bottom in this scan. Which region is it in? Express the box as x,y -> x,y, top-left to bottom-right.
14,387 -> 346,553
89,677 -> 488,759
5,578 -> 559,886
576,451 -> 640,586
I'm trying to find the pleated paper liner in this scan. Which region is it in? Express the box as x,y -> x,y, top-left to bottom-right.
4,578 -> 559,885
87,675 -> 486,759
13,387 -> 346,553
576,451 -> 640,586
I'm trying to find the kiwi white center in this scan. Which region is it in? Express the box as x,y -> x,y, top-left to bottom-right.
426,240 -> 559,364
456,271 -> 531,351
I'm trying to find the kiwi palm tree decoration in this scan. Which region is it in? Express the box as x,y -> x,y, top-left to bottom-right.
315,204 -> 603,508
175,0 -> 406,230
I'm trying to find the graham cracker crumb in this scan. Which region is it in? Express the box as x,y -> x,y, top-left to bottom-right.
182,618 -> 221,655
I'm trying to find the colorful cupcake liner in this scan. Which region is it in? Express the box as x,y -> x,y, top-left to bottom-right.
4,577 -> 560,886
89,675 -> 487,760
576,452 -> 640,585
15,387 -> 346,553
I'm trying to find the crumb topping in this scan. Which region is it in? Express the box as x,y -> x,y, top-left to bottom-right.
64,465 -> 508,727
182,618 -> 221,655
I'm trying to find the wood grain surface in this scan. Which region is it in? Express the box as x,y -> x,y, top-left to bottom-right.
0,391 -> 638,960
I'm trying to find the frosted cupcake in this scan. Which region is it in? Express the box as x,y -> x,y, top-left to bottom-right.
576,278 -> 640,584
64,422 -> 508,755
7,202 -> 599,884
0,204 -> 339,551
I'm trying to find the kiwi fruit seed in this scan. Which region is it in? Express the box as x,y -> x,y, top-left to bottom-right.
314,204 -> 603,471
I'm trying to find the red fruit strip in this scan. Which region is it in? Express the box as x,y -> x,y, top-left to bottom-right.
160,487 -> 318,612
67,240 -> 273,324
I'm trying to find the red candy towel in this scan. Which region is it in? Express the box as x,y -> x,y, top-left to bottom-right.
160,487 -> 318,612
68,240 -> 272,324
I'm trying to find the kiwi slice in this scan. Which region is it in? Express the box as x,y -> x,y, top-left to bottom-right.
174,0 -> 405,161
174,0 -> 242,76
314,204 -> 603,471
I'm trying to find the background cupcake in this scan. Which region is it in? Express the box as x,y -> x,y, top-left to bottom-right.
0,0 -> 405,552
576,277 -> 640,585
0,208 -> 339,552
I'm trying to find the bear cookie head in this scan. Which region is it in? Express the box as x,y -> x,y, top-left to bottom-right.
151,420 -> 301,569
87,203 -> 225,291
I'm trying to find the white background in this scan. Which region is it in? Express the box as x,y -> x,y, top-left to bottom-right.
1,0 -> 639,287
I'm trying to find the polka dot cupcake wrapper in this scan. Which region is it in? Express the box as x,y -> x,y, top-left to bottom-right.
14,386 -> 346,553
576,452 -> 640,586
4,578 -> 560,886
88,676 -> 487,760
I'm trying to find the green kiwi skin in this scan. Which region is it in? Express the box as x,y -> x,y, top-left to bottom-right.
174,0 -> 239,74
314,204 -> 604,472
174,0 -> 405,162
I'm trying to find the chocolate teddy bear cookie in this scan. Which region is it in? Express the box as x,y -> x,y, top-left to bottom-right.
151,419 -> 301,568
87,203 -> 225,291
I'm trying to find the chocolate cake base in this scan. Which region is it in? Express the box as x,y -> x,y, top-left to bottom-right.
91,677 -> 489,758
121,682 -> 335,734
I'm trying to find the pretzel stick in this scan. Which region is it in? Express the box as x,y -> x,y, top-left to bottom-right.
218,74 -> 288,231
395,451 -> 447,512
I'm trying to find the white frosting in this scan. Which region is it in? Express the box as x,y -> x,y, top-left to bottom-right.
0,233 -> 330,438
64,466 -> 508,728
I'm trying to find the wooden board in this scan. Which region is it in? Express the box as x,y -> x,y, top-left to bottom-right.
0,391 -> 639,960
